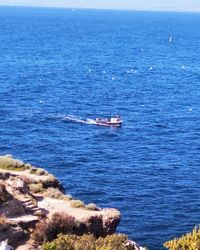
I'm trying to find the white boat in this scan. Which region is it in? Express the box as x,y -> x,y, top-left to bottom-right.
95,117 -> 123,127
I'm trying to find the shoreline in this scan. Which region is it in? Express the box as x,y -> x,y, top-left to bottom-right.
0,155 -> 145,250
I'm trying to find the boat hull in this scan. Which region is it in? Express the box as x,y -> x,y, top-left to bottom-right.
95,121 -> 123,127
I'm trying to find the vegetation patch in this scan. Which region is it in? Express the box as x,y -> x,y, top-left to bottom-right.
0,155 -> 26,171
164,228 -> 200,250
32,212 -> 76,244
70,200 -> 85,208
35,168 -> 47,176
29,168 -> 37,174
85,203 -> 99,211
29,183 -> 43,193
30,168 -> 47,176
44,188 -> 66,200
40,175 -> 58,189
42,233 -> 129,250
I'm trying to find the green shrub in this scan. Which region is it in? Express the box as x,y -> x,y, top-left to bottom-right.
32,212 -> 76,244
96,234 -> 128,250
85,203 -> 98,211
70,200 -> 85,208
36,168 -> 46,176
42,233 -> 130,250
164,228 -> 200,250
0,156 -> 25,171
29,168 -> 37,174
42,234 -> 78,250
75,234 -> 96,250
25,163 -> 32,170
42,242 -> 56,250
41,175 -> 58,189
29,183 -> 43,193
44,188 -> 65,200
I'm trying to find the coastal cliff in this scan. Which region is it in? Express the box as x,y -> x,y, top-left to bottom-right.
0,155 -> 145,250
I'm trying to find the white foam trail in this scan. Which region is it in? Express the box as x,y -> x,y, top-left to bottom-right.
86,118 -> 97,124
63,115 -> 97,125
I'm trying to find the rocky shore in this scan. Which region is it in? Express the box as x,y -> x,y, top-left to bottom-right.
0,155 -> 144,250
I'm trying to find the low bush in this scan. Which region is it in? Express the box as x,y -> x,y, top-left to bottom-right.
85,203 -> 99,211
25,163 -> 32,170
164,228 -> 200,250
29,183 -> 43,193
96,234 -> 128,250
70,200 -> 85,208
74,234 -> 96,250
44,188 -> 65,200
41,175 -> 58,189
32,212 -> 76,244
42,234 -> 78,250
0,155 -> 25,171
42,233 -> 129,250
29,168 -> 37,174
36,168 -> 46,176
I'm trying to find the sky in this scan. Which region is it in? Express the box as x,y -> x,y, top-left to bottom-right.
0,0 -> 200,12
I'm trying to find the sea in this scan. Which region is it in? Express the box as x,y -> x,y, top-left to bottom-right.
1,6 -> 200,249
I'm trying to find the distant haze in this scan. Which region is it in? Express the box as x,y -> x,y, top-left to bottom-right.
1,0 -> 200,12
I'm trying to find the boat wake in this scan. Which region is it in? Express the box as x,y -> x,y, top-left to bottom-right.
63,115 -> 123,127
63,115 -> 97,125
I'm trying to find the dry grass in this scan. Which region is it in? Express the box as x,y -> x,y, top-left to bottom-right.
30,167 -> 47,176
44,188 -> 66,200
0,155 -> 26,171
29,183 -> 43,193
35,168 -> 47,176
85,203 -> 99,211
70,200 -> 85,208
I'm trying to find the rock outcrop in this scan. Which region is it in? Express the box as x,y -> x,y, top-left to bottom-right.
0,155 -> 121,249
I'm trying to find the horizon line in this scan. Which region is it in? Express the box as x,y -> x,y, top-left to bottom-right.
0,3 -> 200,13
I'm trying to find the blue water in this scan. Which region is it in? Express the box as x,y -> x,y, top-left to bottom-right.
1,6 -> 200,249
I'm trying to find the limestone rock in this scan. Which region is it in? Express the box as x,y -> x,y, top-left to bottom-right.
102,208 -> 121,235
125,240 -> 146,250
0,226 -> 24,248
1,199 -> 25,217
81,208 -> 121,237
0,240 -> 14,250
0,183 -> 12,204
0,156 -> 135,249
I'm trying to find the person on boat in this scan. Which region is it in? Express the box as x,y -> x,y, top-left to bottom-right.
116,116 -> 121,122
